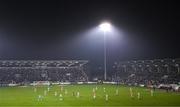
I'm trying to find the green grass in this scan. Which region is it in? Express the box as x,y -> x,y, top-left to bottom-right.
0,84 -> 180,106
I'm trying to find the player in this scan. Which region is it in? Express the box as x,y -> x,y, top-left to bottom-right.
59,94 -> 63,101
137,92 -> 141,100
93,91 -> 96,99
130,87 -> 134,98
115,89 -> 119,96
103,87 -> 106,93
54,91 -> 58,96
72,91 -> 75,96
38,95 -> 43,101
76,91 -> 80,98
150,89 -> 154,97
105,94 -> 108,102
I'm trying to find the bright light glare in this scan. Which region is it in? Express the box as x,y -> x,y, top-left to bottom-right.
99,22 -> 111,32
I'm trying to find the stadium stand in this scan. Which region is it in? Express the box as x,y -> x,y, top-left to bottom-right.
0,60 -> 88,85
112,58 -> 180,86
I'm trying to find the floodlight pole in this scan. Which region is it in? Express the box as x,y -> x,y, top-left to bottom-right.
99,22 -> 111,81
103,31 -> 107,81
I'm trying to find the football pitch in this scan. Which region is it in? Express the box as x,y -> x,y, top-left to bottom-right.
0,84 -> 180,106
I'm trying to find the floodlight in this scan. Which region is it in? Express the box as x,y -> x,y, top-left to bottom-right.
99,22 -> 111,32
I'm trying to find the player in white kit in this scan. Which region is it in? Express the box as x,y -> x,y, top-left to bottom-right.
105,94 -> 108,101
76,92 -> 80,98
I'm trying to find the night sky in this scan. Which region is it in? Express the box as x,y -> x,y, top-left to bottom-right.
0,0 -> 179,64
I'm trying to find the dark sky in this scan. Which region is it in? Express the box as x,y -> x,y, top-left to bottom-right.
0,0 -> 179,63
